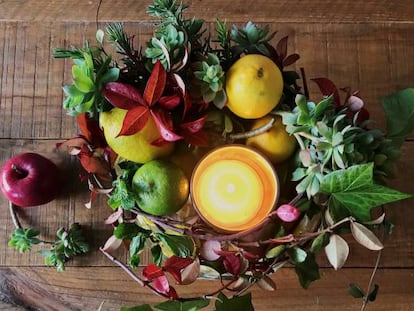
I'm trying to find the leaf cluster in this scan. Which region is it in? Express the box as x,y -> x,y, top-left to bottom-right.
8,228 -> 41,253
39,223 -> 89,272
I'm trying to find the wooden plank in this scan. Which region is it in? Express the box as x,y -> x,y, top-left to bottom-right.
1,21 -> 414,139
1,0 -> 414,23
0,267 -> 413,310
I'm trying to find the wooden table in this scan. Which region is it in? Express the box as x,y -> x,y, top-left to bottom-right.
1,1 -> 413,310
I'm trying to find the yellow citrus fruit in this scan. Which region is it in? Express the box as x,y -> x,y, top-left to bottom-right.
99,108 -> 174,163
225,54 -> 283,119
132,159 -> 189,216
246,115 -> 296,164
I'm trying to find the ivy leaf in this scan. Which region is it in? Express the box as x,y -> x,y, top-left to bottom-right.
320,163 -> 412,221
215,292 -> 254,311
380,88 -> 414,148
114,223 -> 149,240
154,233 -> 195,258
155,299 -> 209,311
294,253 -> 320,289
324,234 -> 349,270
350,222 -> 383,251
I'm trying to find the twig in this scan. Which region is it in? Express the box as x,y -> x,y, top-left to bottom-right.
99,247 -> 172,299
229,117 -> 275,140
8,201 -> 22,229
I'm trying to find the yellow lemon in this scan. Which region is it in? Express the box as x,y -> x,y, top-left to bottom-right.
99,108 -> 174,163
225,54 -> 283,119
246,115 -> 296,164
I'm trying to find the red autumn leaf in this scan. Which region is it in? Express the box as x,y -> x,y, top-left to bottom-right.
167,286 -> 179,299
151,110 -> 183,142
104,82 -> 146,109
153,274 -> 170,295
276,36 -> 288,61
222,253 -> 242,276
158,94 -> 181,110
163,256 -> 194,283
78,153 -> 111,176
56,136 -> 89,153
180,116 -> 207,134
283,53 -> 300,67
181,129 -> 209,147
311,77 -> 341,107
76,113 -> 107,147
143,264 -> 164,281
117,106 -> 150,137
144,60 -> 166,106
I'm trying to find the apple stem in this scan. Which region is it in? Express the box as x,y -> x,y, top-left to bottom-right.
8,201 -> 22,229
11,164 -> 27,178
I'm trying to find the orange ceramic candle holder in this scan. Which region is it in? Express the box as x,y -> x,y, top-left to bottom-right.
190,145 -> 279,232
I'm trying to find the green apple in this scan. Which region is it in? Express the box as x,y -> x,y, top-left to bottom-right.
132,160 -> 189,216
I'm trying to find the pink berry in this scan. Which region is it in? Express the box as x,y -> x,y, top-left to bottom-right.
275,204 -> 300,222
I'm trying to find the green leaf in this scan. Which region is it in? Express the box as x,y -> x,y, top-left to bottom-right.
265,245 -> 286,259
72,65 -> 94,92
380,88 -> 414,147
368,284 -> 380,302
151,244 -> 163,266
114,223 -> 148,240
154,233 -> 195,258
101,67 -> 120,84
348,283 -> 365,298
287,247 -> 307,263
310,232 -> 330,253
215,292 -> 254,311
8,228 -> 41,253
129,233 -> 148,268
155,299 -> 209,311
120,305 -> 153,311
320,163 -> 412,221
294,253 -> 320,289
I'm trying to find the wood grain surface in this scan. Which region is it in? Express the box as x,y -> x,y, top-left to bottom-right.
0,0 -> 413,310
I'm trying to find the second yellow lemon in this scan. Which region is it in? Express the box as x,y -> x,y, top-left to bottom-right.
225,54 -> 283,119
246,115 -> 296,164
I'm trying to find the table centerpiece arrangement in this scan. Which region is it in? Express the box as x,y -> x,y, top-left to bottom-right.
2,0 -> 414,310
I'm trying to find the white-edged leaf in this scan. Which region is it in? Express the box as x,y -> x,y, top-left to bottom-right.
350,222 -> 384,251
102,235 -> 123,253
96,29 -> 104,44
324,234 -> 349,270
104,208 -> 123,225
363,213 -> 385,225
180,257 -> 200,285
257,275 -> 276,291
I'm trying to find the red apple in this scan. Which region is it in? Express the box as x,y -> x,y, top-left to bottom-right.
0,152 -> 62,207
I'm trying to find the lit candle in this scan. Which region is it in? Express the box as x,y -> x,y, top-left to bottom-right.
190,145 -> 279,232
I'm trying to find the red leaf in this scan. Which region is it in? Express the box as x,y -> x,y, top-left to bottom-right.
311,78 -> 341,107
77,113 -> 107,147
104,82 -> 147,109
276,36 -> 288,61
117,106 -> 150,137
151,110 -> 182,142
143,264 -> 164,281
153,275 -> 170,295
179,116 -> 206,134
78,149 -> 111,176
167,286 -> 179,299
164,256 -> 193,283
182,130 -> 209,147
282,53 -> 300,67
182,92 -> 193,119
144,60 -> 167,106
158,94 -> 181,110
222,253 -> 242,276
56,137 -> 89,152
